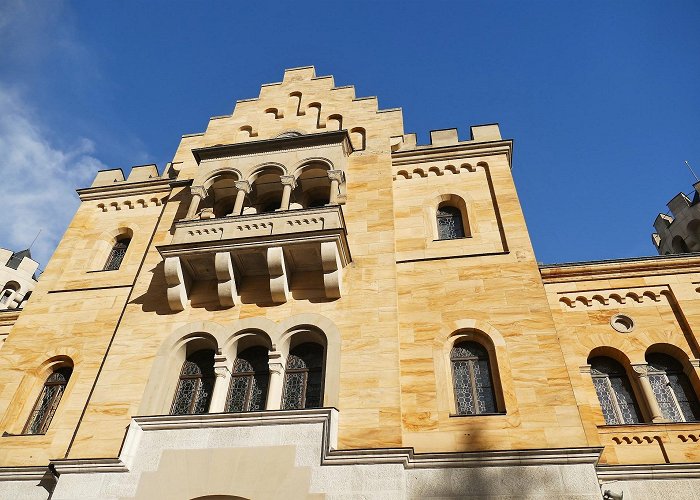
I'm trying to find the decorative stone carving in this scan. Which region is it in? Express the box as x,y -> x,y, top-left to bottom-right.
164,257 -> 188,312
267,247 -> 289,303
214,252 -> 237,308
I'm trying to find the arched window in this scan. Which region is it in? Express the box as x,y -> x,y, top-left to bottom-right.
590,356 -> 642,425
23,367 -> 72,434
451,341 -> 496,415
171,349 -> 215,415
647,353 -> 700,422
282,343 -> 324,410
436,206 -> 465,240
103,237 -> 131,271
226,346 -> 269,412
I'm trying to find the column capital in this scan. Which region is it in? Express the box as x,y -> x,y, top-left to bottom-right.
190,185 -> 207,198
280,175 -> 296,188
327,170 -> 345,183
234,180 -> 251,193
631,363 -> 651,376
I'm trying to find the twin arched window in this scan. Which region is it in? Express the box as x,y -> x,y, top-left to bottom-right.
451,341 -> 498,415
590,353 -> 700,425
103,237 -> 131,271
23,367 -> 72,434
170,342 -> 325,415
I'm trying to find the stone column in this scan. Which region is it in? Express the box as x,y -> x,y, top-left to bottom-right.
632,363 -> 665,423
209,350 -> 232,413
232,181 -> 251,215
266,349 -> 285,410
279,175 -> 296,211
186,185 -> 206,219
327,170 -> 345,205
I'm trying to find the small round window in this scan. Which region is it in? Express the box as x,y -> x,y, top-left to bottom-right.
610,314 -> 634,333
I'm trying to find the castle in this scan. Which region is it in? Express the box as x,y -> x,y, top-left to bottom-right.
0,67 -> 699,499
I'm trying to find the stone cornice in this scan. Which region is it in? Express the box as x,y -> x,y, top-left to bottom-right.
35,409 -> 603,477
76,178 -> 173,202
192,130 -> 353,163
391,140 -> 513,168
0,466 -> 47,481
541,253 -> 700,283
597,463 -> 700,481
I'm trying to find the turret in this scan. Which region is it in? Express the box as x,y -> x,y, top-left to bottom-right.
0,248 -> 39,310
652,182 -> 700,254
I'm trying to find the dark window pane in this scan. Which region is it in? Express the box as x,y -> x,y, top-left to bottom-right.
24,367 -> 72,434
103,238 -> 131,271
171,349 -> 215,415
451,341 -> 496,415
436,206 -> 465,240
226,346 -> 269,412
282,343 -> 324,410
590,357 -> 642,425
648,353 -> 700,422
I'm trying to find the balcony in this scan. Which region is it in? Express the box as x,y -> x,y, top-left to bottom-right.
157,205 -> 350,310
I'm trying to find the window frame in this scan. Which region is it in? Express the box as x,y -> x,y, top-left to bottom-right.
170,349 -> 216,416
23,367 -> 72,435
589,356 -> 643,426
647,353 -> 700,423
281,342 -> 325,410
450,341 -> 498,416
102,237 -> 131,271
225,346 -> 270,413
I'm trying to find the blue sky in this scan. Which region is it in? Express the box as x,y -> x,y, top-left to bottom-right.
1,1 -> 699,267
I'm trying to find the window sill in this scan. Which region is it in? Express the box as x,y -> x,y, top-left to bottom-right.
449,412 -> 507,418
433,237 -> 471,242
85,269 -> 120,273
2,431 -> 46,437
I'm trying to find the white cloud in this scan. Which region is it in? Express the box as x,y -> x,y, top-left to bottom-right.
0,85 -> 105,268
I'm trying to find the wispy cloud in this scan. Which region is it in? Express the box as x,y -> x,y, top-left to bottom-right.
0,85 -> 104,267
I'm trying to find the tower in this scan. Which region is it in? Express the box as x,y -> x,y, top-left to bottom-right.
652,183 -> 700,254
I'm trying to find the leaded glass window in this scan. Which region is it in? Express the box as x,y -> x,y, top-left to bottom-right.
590,357 -> 642,425
436,206 -> 465,240
226,346 -> 269,412
282,343 -> 324,410
23,367 -> 72,434
451,341 -> 497,415
103,238 -> 131,271
170,349 -> 215,415
647,353 -> 700,422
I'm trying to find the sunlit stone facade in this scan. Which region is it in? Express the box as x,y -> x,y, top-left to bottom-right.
1,67 -> 700,499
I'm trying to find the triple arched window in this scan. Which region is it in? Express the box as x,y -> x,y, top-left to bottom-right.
451,341 -> 498,415
170,342 -> 325,415
590,353 -> 700,425
23,367 -> 72,434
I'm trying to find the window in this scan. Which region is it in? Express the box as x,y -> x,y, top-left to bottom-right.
282,343 -> 324,410
436,206 -> 465,240
226,346 -> 269,412
647,353 -> 700,422
0,290 -> 12,306
171,349 -> 215,415
23,367 -> 72,434
590,356 -> 642,425
451,341 -> 497,415
103,237 -> 131,271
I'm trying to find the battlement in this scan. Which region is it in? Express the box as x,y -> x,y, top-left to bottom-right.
91,164 -> 162,187
651,182 -> 700,254
395,124 -> 503,152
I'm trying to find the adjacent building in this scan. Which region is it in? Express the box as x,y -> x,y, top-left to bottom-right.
1,67 -> 700,499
